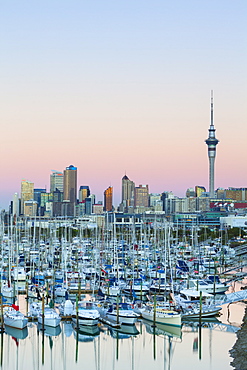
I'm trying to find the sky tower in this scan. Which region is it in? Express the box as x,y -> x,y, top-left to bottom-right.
205,91 -> 219,198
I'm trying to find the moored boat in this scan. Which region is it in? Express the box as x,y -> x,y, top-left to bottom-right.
37,308 -> 61,327
141,304 -> 181,327
71,300 -> 100,326
4,306 -> 28,329
102,302 -> 139,325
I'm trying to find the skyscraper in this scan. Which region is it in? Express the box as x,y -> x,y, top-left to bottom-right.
205,91 -> 219,198
63,165 -> 77,216
21,180 -> 34,215
12,193 -> 20,216
121,174 -> 135,212
79,186 -> 90,202
50,170 -> 64,193
134,185 -> 149,208
104,186 -> 113,212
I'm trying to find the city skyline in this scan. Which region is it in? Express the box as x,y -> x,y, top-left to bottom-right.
1,1 -> 246,209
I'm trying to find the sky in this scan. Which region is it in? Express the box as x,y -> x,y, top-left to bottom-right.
0,0 -> 246,209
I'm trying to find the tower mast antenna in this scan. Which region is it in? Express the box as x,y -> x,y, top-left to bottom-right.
210,90 -> 214,126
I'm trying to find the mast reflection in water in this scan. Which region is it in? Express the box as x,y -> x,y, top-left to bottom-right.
0,306 -> 243,370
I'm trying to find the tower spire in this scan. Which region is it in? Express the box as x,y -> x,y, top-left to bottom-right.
210,90 -> 214,127
205,91 -> 219,198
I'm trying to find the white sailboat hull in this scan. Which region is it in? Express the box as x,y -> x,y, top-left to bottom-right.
142,309 -> 181,327
4,309 -> 28,329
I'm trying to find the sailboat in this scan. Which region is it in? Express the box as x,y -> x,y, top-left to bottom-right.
141,303 -> 181,327
71,300 -> 100,326
4,305 -> 28,329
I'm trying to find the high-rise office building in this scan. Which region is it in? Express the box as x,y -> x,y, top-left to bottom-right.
205,91 -> 219,198
21,180 -> 34,215
12,193 -> 20,216
34,188 -> 46,207
50,171 -> 64,193
52,187 -> 63,217
85,195 -> 95,215
79,186 -> 90,202
104,186 -> 113,212
134,185 -> 149,208
121,174 -> 135,212
63,165 -> 77,216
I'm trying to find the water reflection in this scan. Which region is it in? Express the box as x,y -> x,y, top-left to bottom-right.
143,320 -> 182,339
73,323 -> 100,341
4,325 -> 28,340
109,324 -> 139,339
37,323 -> 62,337
0,306 -> 243,370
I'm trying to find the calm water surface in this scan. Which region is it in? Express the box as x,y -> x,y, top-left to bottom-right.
0,296 -> 244,370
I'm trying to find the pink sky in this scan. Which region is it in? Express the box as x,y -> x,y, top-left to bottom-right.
0,1 -> 246,209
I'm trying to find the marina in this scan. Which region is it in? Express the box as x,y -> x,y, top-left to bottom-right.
0,219 -> 247,369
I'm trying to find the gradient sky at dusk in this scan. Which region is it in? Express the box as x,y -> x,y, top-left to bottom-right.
0,0 -> 246,209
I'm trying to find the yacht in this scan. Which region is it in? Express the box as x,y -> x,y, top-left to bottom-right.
72,301 -> 100,326
141,302 -> 181,327
4,306 -> 28,329
175,289 -> 222,319
37,308 -> 61,327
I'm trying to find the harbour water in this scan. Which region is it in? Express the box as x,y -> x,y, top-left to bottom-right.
0,295 -> 245,370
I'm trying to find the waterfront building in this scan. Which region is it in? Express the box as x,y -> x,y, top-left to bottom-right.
205,91 -> 219,198
63,165 -> 77,216
79,186 -> 90,202
104,186 -> 113,212
50,170 -> 63,193
21,180 -> 34,215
